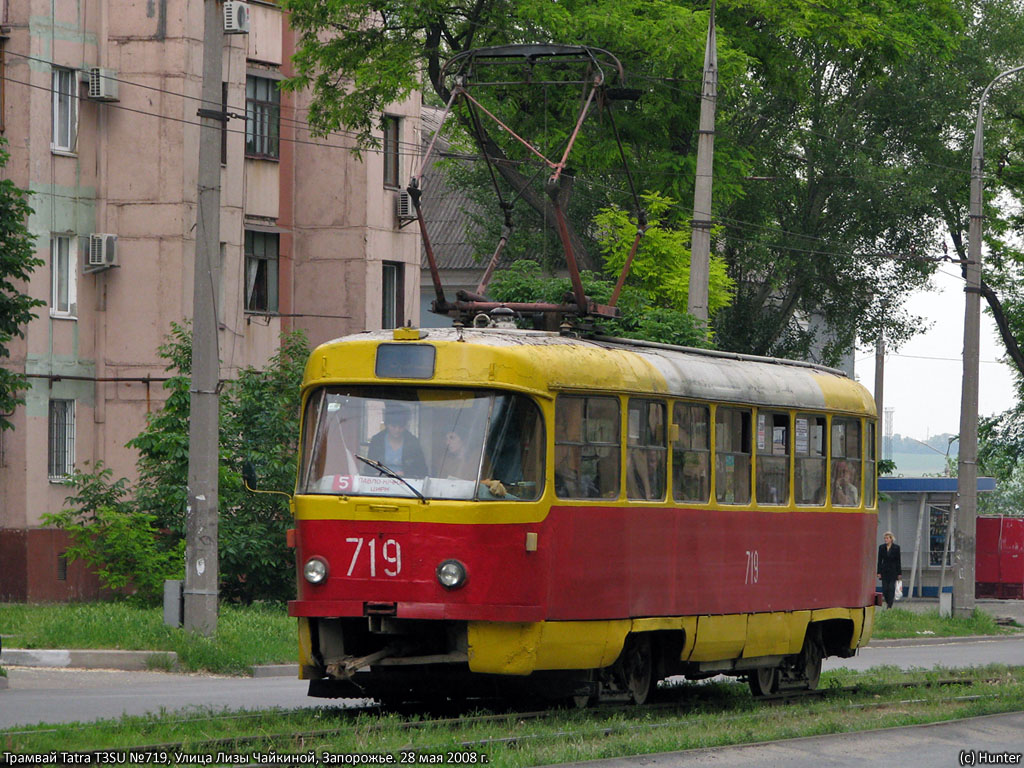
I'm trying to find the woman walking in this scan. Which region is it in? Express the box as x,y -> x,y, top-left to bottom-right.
877,531 -> 902,609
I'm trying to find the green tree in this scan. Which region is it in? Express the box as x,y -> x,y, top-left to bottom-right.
0,138 -> 44,428
219,331 -> 309,602
282,0 -> 752,271
283,0 -> 970,365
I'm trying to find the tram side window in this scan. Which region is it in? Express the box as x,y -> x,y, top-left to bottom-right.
480,394 -> 545,500
300,388 -> 327,488
865,421 -> 876,508
627,399 -> 666,501
555,395 -> 620,499
831,417 -> 861,507
795,413 -> 826,506
673,403 -> 710,503
715,407 -> 751,504
756,411 -> 790,506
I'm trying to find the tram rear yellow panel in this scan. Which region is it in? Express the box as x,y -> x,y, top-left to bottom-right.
743,611 -> 810,657
467,620 -> 631,675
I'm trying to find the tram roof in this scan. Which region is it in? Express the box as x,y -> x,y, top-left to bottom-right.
308,328 -> 876,416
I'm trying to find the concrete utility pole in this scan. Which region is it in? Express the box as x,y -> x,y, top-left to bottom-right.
185,0 -> 225,636
955,64 -> 1024,618
688,0 -> 716,322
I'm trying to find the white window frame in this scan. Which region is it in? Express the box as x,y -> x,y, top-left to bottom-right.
244,229 -> 279,313
382,261 -> 404,329
51,67 -> 78,153
50,235 -> 78,319
48,399 -> 75,482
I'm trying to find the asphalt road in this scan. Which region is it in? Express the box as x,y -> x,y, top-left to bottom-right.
0,635 -> 1021,731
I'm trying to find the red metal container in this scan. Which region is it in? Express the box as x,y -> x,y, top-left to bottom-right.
976,516 -> 1024,599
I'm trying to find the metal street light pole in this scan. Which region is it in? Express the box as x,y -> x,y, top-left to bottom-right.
955,64 -> 1024,618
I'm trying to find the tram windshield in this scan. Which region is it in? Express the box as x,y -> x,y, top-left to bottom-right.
299,387 -> 545,501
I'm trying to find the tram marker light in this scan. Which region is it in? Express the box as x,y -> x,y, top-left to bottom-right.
436,559 -> 467,590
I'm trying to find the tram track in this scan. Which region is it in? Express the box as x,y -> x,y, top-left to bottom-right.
2,676 -> 999,763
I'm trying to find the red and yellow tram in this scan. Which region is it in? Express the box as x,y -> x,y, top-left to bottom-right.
289,323 -> 879,703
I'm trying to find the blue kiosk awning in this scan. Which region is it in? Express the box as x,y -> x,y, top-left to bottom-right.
878,477 -> 996,494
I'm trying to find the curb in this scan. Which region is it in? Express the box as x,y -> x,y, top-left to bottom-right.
865,633 -> 1024,648
0,648 -> 177,671
1,649 -> 297,677
252,664 -> 299,678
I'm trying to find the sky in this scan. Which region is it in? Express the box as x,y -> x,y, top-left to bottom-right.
854,269 -> 1019,441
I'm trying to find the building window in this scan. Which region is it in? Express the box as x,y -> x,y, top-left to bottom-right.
1,39 -> 7,133
221,81 -> 229,164
48,399 -> 75,481
50,235 -> 77,318
246,76 -> 279,159
244,230 -> 279,313
381,262 -> 404,329
383,115 -> 400,187
51,67 -> 78,152
57,551 -> 68,581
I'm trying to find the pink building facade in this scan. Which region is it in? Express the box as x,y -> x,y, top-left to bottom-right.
0,0 -> 421,601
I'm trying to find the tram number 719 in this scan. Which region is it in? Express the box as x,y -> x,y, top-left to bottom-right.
345,537 -> 402,578
745,549 -> 759,585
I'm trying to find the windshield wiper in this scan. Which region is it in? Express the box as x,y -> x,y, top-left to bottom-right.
354,454 -> 428,504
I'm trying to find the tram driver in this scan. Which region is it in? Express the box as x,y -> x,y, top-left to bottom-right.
367,403 -> 428,478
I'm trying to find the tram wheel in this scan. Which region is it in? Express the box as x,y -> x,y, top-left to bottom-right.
799,629 -> 824,691
748,666 -> 779,697
619,634 -> 655,705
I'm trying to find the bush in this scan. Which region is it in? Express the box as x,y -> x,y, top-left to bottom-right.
52,324 -> 309,605
42,465 -> 184,606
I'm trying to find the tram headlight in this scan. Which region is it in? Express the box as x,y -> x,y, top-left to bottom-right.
436,559 -> 467,590
303,556 -> 329,584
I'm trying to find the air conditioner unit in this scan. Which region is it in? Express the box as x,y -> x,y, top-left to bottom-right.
86,233 -> 118,272
224,1 -> 251,34
88,68 -> 119,101
396,190 -> 417,221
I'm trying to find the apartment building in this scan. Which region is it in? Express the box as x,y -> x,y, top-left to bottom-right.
0,0 -> 421,601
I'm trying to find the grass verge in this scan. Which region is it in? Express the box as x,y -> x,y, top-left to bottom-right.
872,607 -> 1019,639
0,602 -> 1018,676
1,666 -> 1022,763
0,602 -> 293,675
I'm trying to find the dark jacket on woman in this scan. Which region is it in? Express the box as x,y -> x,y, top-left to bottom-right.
877,543 -> 902,580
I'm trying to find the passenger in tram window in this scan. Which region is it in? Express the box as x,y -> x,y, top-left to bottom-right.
367,402 -> 428,477
436,431 -> 478,481
831,460 -> 858,506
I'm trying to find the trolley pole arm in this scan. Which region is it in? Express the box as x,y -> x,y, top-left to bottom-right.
475,203 -> 515,296
407,181 -> 448,311
546,178 -> 588,314
609,215 -> 648,308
